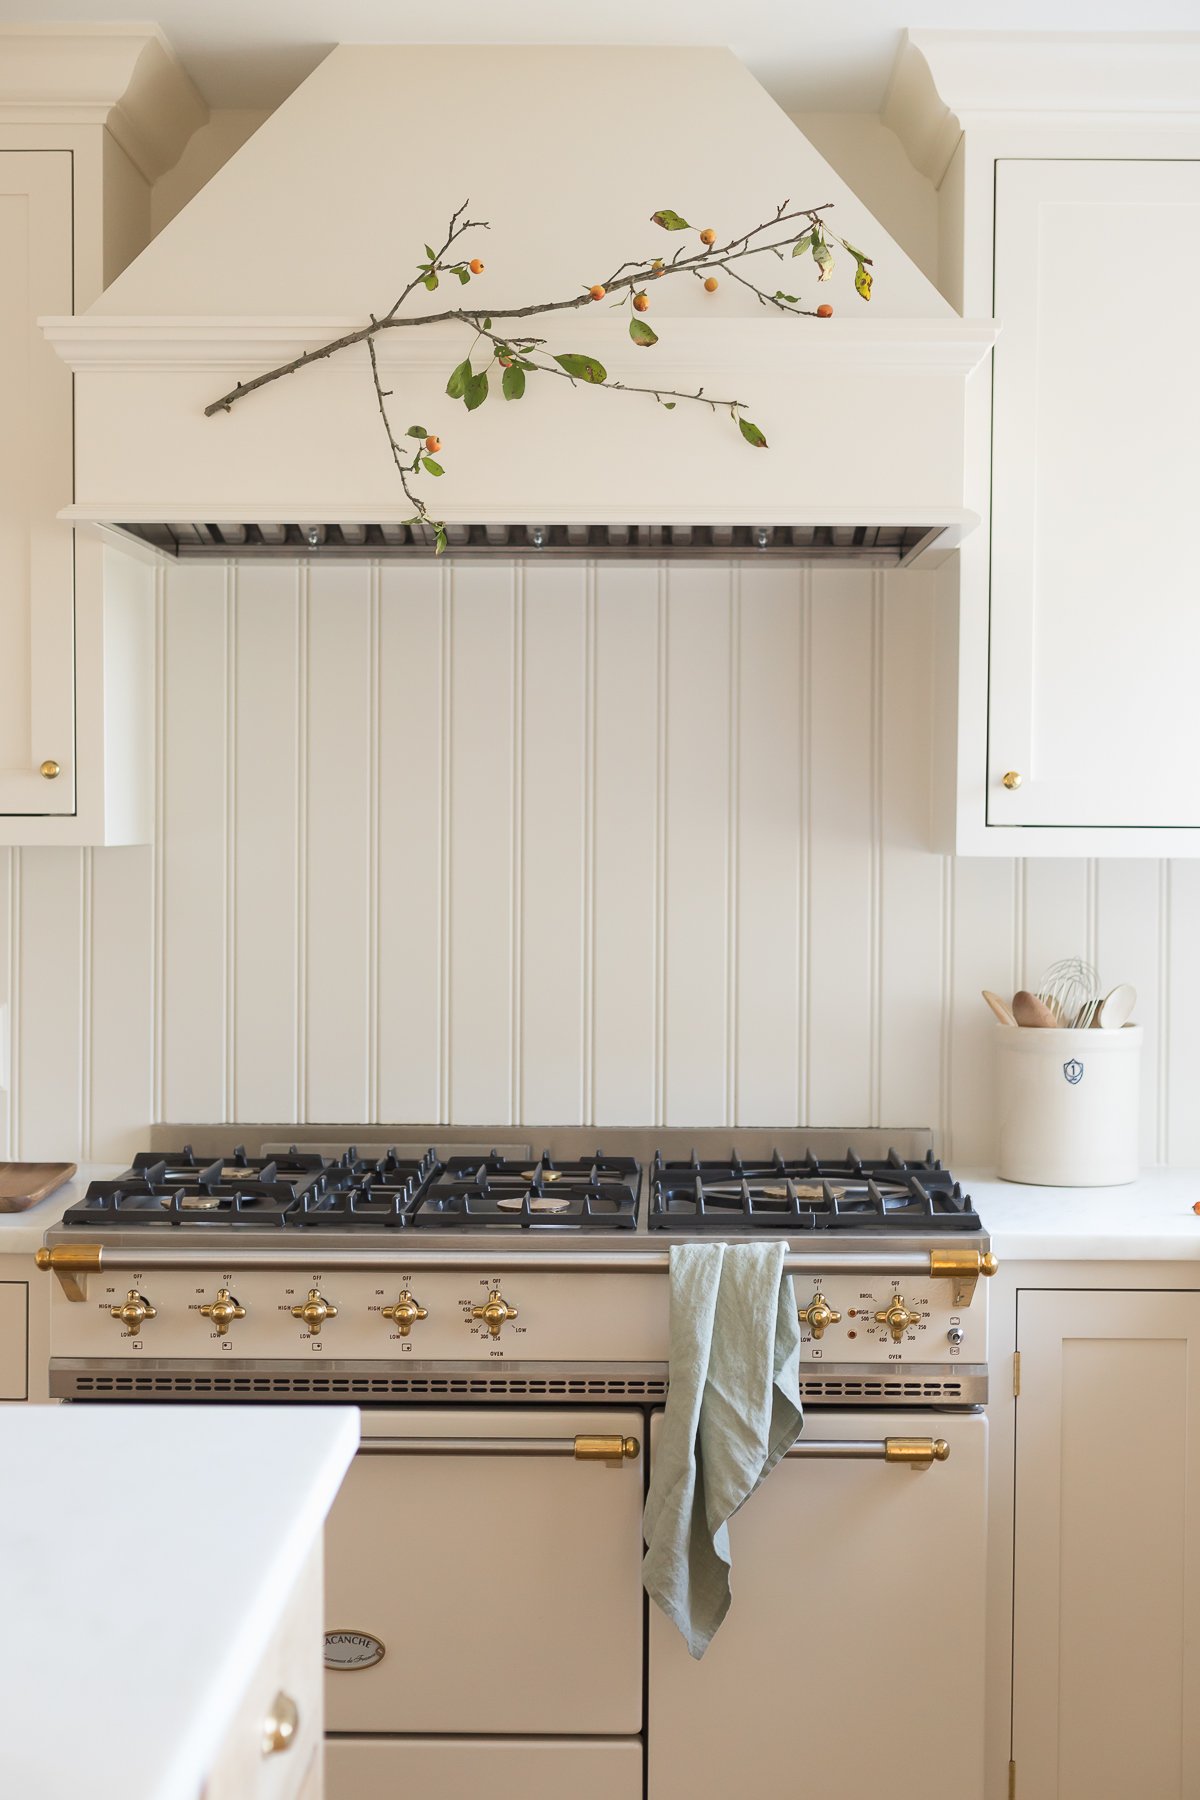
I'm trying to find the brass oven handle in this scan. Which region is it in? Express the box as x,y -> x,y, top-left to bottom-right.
786,1438 -> 950,1468
357,1434 -> 639,1461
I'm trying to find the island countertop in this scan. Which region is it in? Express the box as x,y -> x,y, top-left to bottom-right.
0,1405 -> 359,1800
966,1167 -> 1200,1261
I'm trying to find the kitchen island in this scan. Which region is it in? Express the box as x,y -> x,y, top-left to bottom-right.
0,1405 -> 358,1800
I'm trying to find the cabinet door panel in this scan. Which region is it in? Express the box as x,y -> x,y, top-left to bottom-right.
1013,1291 -> 1200,1797
989,160 -> 1200,828
0,152 -> 75,815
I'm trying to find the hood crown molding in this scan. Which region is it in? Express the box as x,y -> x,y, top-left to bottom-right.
885,30 -> 1200,183
0,24 -> 207,181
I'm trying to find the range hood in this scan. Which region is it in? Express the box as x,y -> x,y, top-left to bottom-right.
45,46 -> 995,566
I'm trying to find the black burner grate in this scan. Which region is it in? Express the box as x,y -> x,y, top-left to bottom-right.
409,1152 -> 642,1230
647,1148 -> 979,1232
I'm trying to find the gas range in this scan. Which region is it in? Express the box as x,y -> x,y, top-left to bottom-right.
37,1127 -> 994,1407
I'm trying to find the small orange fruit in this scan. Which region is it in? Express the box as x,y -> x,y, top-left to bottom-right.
499,357 -> 512,367
425,435 -> 441,453
589,284 -> 606,301
703,277 -> 719,293
699,227 -> 716,245
633,291 -> 650,312
816,304 -> 833,318
651,259 -> 665,277
469,258 -> 484,275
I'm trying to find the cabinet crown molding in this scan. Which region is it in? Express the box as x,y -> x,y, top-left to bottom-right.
884,29 -> 1200,182
0,24 -> 207,181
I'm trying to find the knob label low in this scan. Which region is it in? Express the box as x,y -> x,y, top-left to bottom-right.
324,1630 -> 385,1672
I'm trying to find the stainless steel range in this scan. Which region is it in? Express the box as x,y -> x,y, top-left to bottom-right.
36,1125 -> 994,1800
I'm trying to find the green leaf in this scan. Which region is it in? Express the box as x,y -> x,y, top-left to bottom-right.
483,317 -> 492,331
424,245 -> 436,260
422,457 -> 445,476
553,352 -> 607,383
773,292 -> 800,305
463,370 -> 489,411
445,359 -> 471,399
738,417 -> 768,449
661,401 -> 676,409
405,425 -> 428,439
841,240 -> 872,264
812,237 -> 834,282
629,316 -> 659,348
423,272 -> 439,291
650,209 -> 691,230
502,364 -> 526,401
434,526 -> 448,556
791,230 -> 815,258
455,267 -> 471,285
854,263 -> 873,301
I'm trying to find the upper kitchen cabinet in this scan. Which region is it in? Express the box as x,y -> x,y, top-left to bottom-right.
0,26 -> 204,845
888,31 -> 1200,854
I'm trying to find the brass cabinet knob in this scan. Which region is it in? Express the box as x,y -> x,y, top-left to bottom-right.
292,1288 -> 337,1335
200,1288 -> 246,1336
874,1296 -> 923,1343
471,1288 -> 517,1339
261,1690 -> 299,1757
797,1292 -> 842,1340
110,1289 -> 156,1336
39,760 -> 60,780
382,1289 -> 428,1336
1002,770 -> 1022,790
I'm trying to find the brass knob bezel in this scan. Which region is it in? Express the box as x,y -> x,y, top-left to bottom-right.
200,1288 -> 246,1336
471,1288 -> 518,1339
292,1288 -> 338,1335
382,1289 -> 428,1336
110,1289 -> 155,1336
874,1295 -> 923,1342
797,1291 -> 842,1341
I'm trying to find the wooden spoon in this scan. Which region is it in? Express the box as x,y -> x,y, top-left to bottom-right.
1092,982 -> 1136,1030
982,989 -> 1018,1027
1012,990 -> 1060,1028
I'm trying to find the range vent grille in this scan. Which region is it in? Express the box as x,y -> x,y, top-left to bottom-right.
117,521 -> 944,566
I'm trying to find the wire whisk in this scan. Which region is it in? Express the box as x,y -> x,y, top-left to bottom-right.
1036,957 -> 1102,1029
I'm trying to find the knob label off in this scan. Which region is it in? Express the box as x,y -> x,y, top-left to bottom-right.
324,1631 -> 385,1672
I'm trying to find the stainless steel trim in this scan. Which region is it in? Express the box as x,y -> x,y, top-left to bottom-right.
357,1436 -> 631,1457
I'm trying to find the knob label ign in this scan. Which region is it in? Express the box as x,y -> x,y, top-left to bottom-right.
324,1630 -> 386,1671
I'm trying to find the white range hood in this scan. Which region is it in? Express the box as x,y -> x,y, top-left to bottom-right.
46,45 -> 995,565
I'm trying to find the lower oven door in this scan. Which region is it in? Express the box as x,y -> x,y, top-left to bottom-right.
324,1408 -> 645,1737
326,1735 -> 642,1799
648,1408 -> 987,1800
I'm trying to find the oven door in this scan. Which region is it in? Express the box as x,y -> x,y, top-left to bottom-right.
326,1735 -> 642,1799
323,1408 -> 645,1737
647,1409 -> 987,1800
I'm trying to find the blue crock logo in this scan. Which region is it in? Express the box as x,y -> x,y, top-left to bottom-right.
1063,1059 -> 1084,1085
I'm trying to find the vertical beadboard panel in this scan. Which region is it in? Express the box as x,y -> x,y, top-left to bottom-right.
1020,860 -> 1091,989
662,564 -> 732,1125
87,846 -> 154,1161
878,572 -> 947,1134
519,562 -> 588,1122
0,849 -> 12,1156
232,565 -> 301,1122
377,562 -> 444,1122
592,564 -> 660,1126
806,571 -> 874,1123
946,857 -> 1017,1165
446,564 -> 516,1122
304,565 -> 372,1121
1094,859 -> 1165,1163
160,563 -> 228,1122
17,850 -> 84,1158
734,564 -> 802,1125
1166,862 -> 1200,1164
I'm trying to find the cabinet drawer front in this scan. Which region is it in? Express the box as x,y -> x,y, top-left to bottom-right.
0,1281 -> 27,1401
326,1735 -> 642,1800
324,1408 -> 644,1735
989,158 -> 1200,829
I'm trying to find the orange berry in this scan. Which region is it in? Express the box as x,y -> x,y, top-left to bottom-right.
424,435 -> 441,453
652,259 -> 665,277
817,304 -> 833,318
589,284 -> 606,301
699,227 -> 716,245
703,277 -> 719,293
499,357 -> 512,367
469,259 -> 484,275
632,292 -> 650,312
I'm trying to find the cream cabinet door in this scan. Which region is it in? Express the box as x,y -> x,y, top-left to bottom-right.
1012,1290 -> 1200,1797
0,151 -> 75,816
988,160 -> 1200,830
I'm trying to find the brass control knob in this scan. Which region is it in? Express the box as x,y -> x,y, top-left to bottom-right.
200,1288 -> 246,1336
382,1290 -> 428,1337
292,1288 -> 337,1335
874,1295 -> 923,1343
471,1288 -> 517,1339
797,1292 -> 842,1340
110,1289 -> 156,1336
1002,770 -> 1022,790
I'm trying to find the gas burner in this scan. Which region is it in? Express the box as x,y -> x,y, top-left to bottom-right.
647,1148 -> 980,1233
130,1144 -> 330,1197
63,1177 -> 305,1228
293,1150 -> 440,1227
410,1152 -> 642,1230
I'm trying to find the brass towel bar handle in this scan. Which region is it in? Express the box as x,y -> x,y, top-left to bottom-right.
357,1434 -> 639,1461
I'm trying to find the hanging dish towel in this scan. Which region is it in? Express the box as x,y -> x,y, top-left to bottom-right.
642,1239 -> 803,1659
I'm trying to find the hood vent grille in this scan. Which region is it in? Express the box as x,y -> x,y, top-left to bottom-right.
117,520 -> 946,566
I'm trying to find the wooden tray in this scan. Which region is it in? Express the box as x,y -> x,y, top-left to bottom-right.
0,1162 -> 77,1213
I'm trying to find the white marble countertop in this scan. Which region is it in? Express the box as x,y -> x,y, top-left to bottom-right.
0,1162 -> 123,1255
967,1167 -> 1200,1261
0,1405 -> 359,1800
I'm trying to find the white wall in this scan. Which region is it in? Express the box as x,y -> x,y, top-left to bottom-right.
1,556 -> 1196,1168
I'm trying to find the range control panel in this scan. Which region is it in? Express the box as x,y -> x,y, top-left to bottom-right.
791,1273 -> 980,1365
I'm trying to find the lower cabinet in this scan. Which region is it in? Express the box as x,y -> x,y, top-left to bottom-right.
326,1737 -> 641,1798
0,1278 -> 27,1400
1012,1289 -> 1200,1798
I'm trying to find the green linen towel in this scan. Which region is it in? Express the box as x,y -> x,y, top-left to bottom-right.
642,1239 -> 803,1659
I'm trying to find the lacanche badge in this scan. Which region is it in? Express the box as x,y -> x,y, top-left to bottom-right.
325,1630 -> 386,1671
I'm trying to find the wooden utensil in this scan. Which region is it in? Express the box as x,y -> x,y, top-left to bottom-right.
982,989 -> 1018,1026
0,1162 -> 77,1213
1012,990 -> 1060,1028
1093,982 -> 1137,1030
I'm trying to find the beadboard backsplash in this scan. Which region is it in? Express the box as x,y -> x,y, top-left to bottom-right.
1,557 -> 1196,1167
